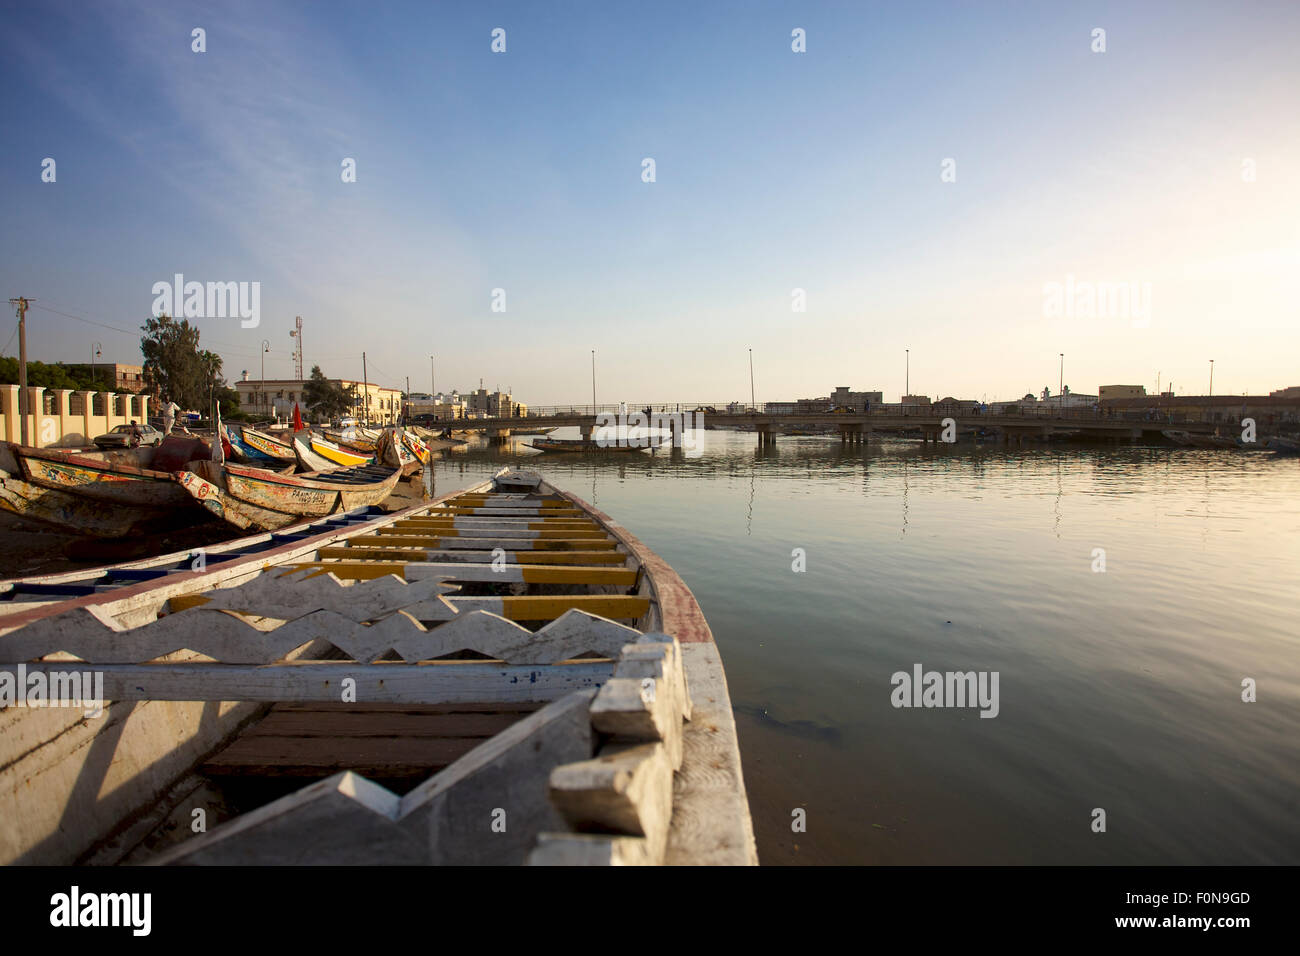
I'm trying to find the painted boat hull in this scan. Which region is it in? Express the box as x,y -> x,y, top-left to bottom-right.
0,442 -> 194,507
309,436 -> 373,467
177,459 -> 402,530
240,427 -> 297,459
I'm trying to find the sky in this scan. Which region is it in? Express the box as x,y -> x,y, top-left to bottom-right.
1,0 -> 1297,406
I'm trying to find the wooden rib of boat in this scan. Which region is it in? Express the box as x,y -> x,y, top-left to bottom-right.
0,468 -> 755,866
309,435 -> 373,467
175,459 -> 403,531
526,438 -> 652,454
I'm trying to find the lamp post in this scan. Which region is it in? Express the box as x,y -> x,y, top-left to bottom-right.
91,341 -> 102,389
591,350 -> 596,411
748,348 -> 756,411
905,349 -> 909,403
1209,359 -> 1214,398
1059,353 -> 1064,413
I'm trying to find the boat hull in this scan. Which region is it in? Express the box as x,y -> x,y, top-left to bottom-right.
177,459 -> 402,530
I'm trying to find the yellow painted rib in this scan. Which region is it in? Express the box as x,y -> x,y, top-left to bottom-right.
342,535 -> 617,550
490,595 -> 650,621
316,547 -> 628,565
432,506 -> 584,516
375,527 -> 608,539
398,518 -> 599,529
288,562 -> 638,586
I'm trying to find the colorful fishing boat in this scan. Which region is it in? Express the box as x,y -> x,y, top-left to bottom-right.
0,437 -> 226,536
0,469 -> 755,866
240,426 -> 297,460
308,434 -> 373,467
224,424 -> 297,468
375,428 -> 427,476
175,459 -> 403,531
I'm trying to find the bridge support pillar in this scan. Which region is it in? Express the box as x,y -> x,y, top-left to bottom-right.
758,426 -> 775,449
580,424 -> 593,442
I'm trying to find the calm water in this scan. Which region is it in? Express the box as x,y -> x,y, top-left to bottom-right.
429,429 -> 1300,865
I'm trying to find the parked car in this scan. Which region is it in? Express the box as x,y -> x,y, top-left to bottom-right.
93,423 -> 162,449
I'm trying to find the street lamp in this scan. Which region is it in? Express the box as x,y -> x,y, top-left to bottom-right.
905,349 -> 909,403
748,348 -> 755,411
591,350 -> 596,411
260,339 -> 271,414
1209,359 -> 1214,398
91,342 -> 102,389
1059,353 -> 1064,413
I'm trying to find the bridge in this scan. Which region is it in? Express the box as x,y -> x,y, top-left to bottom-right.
428,403 -> 1228,448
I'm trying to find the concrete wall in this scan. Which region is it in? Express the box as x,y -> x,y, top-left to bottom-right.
0,384 -> 149,448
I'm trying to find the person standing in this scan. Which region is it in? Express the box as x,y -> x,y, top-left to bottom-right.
160,397 -> 180,436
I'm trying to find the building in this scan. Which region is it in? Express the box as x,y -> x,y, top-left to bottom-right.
63,362 -> 148,394
234,376 -> 404,424
464,388 -> 527,418
1269,386 -> 1300,399
1099,385 -> 1147,400
830,386 -> 884,409
1099,393 -> 1300,426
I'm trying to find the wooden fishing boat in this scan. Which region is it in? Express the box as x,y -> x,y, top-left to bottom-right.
323,428 -> 378,453
1266,436 -> 1300,455
175,459 -> 403,531
309,434 -> 373,467
0,440 -> 201,509
526,437 -> 652,454
0,437 -> 230,536
224,424 -> 297,468
0,469 -> 755,866
375,428 -> 427,476
240,426 -> 297,460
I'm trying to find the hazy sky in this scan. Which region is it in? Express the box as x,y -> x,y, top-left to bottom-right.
2,0 -> 1297,405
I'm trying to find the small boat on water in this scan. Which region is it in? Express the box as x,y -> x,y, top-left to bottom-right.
1188,434 -> 1240,449
526,437 -> 652,454
0,468 -> 755,866
0,437 -> 218,536
1266,436 -> 1300,455
175,459 -> 403,531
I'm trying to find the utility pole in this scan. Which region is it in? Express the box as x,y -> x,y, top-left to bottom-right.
1059,353 -> 1064,414
405,375 -> 410,425
1209,359 -> 1214,397
430,355 -> 435,397
9,298 -> 31,445
905,349 -> 909,402
361,352 -> 369,426
591,350 -> 596,411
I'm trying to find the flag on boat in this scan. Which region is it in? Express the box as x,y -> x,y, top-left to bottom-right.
293,402 -> 304,432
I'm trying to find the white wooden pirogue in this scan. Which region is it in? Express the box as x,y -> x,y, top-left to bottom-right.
0,469 -> 756,866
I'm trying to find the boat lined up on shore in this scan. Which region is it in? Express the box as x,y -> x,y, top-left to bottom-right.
0,425 -> 435,537
0,468 -> 756,866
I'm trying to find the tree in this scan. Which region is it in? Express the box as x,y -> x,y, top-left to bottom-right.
140,314 -> 212,409
301,365 -> 355,422
0,358 -> 96,391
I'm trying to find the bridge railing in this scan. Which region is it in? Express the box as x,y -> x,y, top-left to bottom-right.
432,403 -> 1239,426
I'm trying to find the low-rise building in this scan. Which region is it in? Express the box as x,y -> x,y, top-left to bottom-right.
1100,385 -> 1147,400
234,377 -> 404,424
